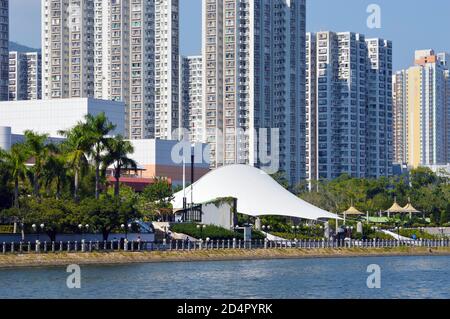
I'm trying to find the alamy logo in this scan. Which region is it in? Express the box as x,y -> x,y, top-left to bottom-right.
66,264 -> 81,289
171,128 -> 280,175
366,264 -> 381,289
367,4 -> 382,29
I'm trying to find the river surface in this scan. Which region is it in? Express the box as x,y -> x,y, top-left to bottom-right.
0,256 -> 449,299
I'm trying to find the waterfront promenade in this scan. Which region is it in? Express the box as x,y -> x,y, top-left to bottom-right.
1,239 -> 450,268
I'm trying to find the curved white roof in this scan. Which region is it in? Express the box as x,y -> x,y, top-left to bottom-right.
172,164 -> 339,221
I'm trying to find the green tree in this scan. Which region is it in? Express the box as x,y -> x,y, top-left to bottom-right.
79,196 -> 140,240
0,144 -> 30,207
1,197 -> 78,241
140,178 -> 174,220
440,209 -> 449,225
23,130 -> 57,197
42,149 -> 69,199
83,113 -> 116,199
410,167 -> 437,190
59,125 -> 91,202
270,171 -> 290,189
0,160 -> 12,210
103,135 -> 137,198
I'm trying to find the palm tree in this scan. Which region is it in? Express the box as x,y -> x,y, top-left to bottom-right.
103,135 -> 137,198
59,125 -> 90,202
23,130 -> 57,197
83,113 -> 116,199
0,144 -> 30,207
43,150 -> 68,199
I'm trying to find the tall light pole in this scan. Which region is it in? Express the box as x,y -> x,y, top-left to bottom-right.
197,224 -> 206,239
32,223 -> 45,242
78,224 -> 89,241
182,155 -> 186,210
190,144 -> 195,209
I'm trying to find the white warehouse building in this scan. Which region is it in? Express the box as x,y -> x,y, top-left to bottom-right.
0,98 -> 125,150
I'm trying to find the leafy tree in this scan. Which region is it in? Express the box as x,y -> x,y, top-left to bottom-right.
410,167 -> 437,189
270,171 -> 289,190
0,156 -> 13,210
59,125 -> 91,202
79,196 -> 141,240
42,149 -> 69,199
140,178 -> 174,220
23,130 -> 57,197
1,197 -> 78,241
440,209 -> 449,225
0,144 -> 30,207
103,135 -> 137,198
83,113 -> 116,199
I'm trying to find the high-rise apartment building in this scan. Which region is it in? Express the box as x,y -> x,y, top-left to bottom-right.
42,0 -> 95,99
202,0 -> 306,185
8,51 -> 42,101
392,70 -> 407,164
445,69 -> 450,164
393,50 -> 449,168
366,38 -> 394,178
154,0 -> 179,140
180,55 -> 203,143
94,0 -> 157,140
0,0 -> 8,101
43,0 -> 179,140
8,51 -> 27,101
25,52 -> 42,100
306,32 -> 393,181
439,53 -> 450,163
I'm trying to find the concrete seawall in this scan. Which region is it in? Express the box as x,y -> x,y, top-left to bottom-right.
1,247 -> 450,269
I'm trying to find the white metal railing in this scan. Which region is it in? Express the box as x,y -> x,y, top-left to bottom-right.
1,238 -> 449,254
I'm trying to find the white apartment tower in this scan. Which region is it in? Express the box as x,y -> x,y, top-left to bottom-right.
43,0 -> 179,140
394,50 -> 449,168
366,38 -> 393,178
180,55 -> 203,143
392,70 -> 407,164
154,0 -> 179,140
0,0 -> 8,101
94,0 -> 157,140
8,51 -> 27,101
25,52 -> 42,100
9,51 -> 42,101
42,0 -> 95,99
202,0 -> 306,185
306,32 -> 393,181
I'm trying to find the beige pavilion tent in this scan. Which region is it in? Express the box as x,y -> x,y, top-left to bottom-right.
385,198 -> 406,218
403,198 -> 421,219
341,202 -> 364,224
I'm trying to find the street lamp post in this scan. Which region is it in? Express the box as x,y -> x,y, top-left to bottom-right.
78,224 -> 89,241
395,225 -> 402,245
197,224 -> 206,239
32,223 -> 45,242
122,223 -> 133,240
32,224 -> 37,241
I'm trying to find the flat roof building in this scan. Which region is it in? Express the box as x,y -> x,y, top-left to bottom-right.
128,139 -> 210,186
0,98 -> 125,147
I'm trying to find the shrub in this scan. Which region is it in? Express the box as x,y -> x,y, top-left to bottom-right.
171,223 -> 264,240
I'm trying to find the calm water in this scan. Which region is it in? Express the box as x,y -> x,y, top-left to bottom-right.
0,256 -> 449,299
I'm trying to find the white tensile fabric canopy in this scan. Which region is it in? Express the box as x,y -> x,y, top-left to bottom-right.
172,164 -> 339,221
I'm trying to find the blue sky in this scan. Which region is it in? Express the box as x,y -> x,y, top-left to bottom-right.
10,0 -> 450,71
